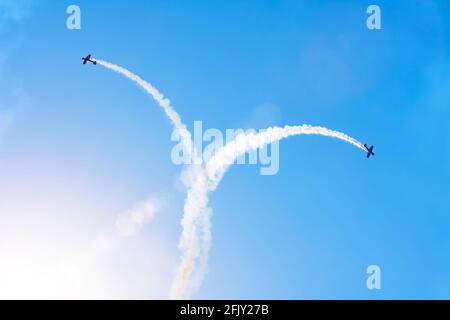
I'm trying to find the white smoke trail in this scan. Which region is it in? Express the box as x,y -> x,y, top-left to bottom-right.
94,58 -> 206,298
207,125 -> 366,189
95,59 -> 197,161
92,58 -> 367,299
171,124 -> 366,299
115,197 -> 161,237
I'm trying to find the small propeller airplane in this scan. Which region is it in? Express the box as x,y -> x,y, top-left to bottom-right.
81,54 -> 97,65
364,144 -> 375,158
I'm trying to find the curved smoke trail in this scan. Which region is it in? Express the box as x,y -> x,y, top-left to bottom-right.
171,124 -> 366,299
207,125 -> 366,189
92,58 -> 367,299
95,59 -> 197,161
94,58 -> 205,298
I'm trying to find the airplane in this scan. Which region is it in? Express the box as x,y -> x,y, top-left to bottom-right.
82,54 -> 97,65
364,144 -> 375,158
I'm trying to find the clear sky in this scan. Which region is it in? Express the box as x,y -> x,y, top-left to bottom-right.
0,0 -> 449,299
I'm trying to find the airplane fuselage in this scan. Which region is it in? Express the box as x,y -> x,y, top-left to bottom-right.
364,144 -> 375,158
82,55 -> 97,65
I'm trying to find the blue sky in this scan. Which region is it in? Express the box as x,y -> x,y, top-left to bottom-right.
0,0 -> 449,299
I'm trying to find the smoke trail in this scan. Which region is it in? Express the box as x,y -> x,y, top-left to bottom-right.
207,125 -> 366,189
95,59 -> 197,161
171,124 -> 366,299
115,197 -> 161,237
94,58 -> 206,298
92,58 -> 367,299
